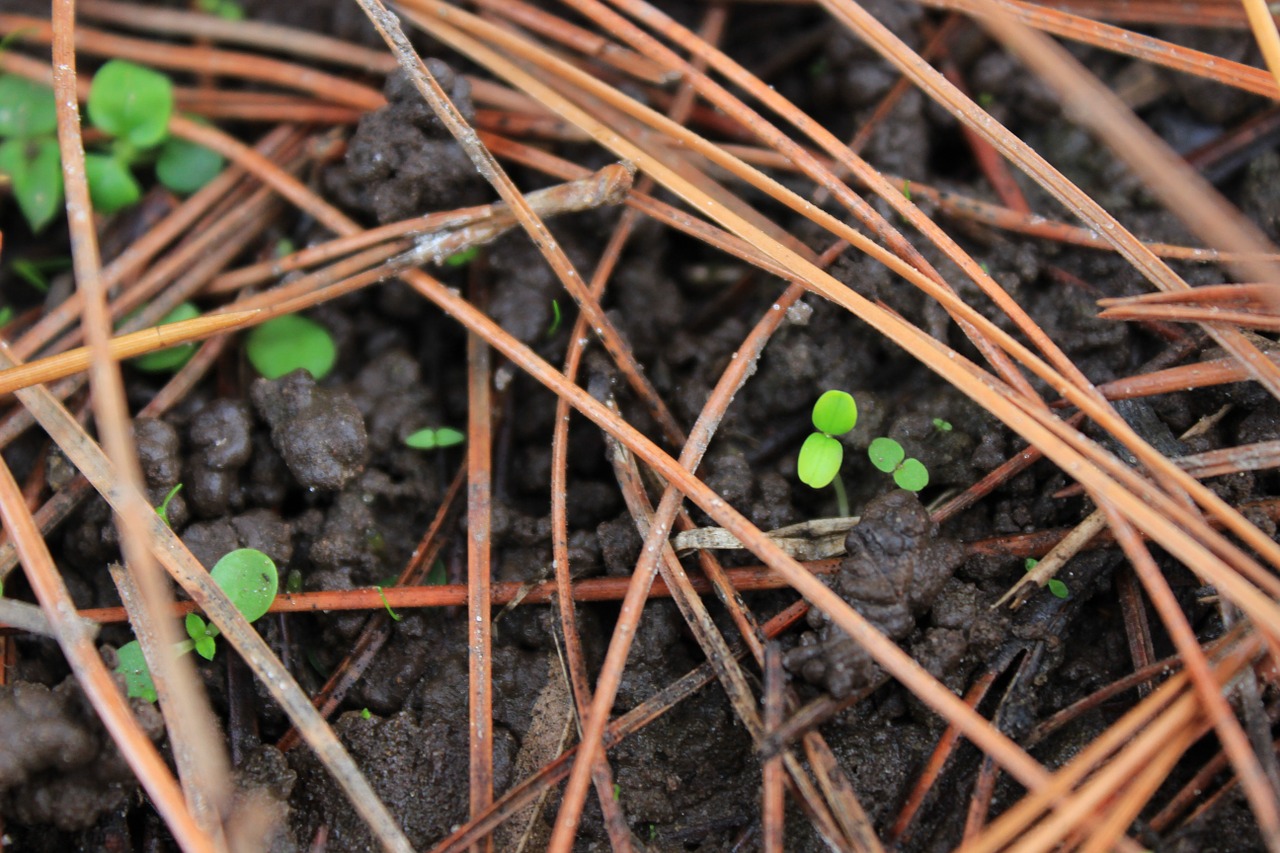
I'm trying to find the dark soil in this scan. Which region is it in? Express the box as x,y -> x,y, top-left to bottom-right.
1,0 -> 1277,850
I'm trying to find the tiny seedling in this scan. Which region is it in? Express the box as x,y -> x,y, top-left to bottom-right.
1025,558 -> 1069,599
547,299 -> 563,337
405,426 -> 465,450
0,305 -> 12,328
797,390 -> 857,516
154,483 -> 183,527
0,60 -> 225,232
445,246 -> 479,267
360,707 -> 372,720
116,548 -> 279,701
931,417 -> 952,433
130,302 -> 200,373
375,585 -> 403,621
245,313 -> 336,380
195,0 -> 246,20
868,437 -> 929,492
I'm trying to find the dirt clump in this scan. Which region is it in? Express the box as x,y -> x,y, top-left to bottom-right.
784,490 -> 966,696
0,676 -> 163,831
250,369 -> 369,492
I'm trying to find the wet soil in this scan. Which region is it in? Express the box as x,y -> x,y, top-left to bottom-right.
1,1 -> 1278,850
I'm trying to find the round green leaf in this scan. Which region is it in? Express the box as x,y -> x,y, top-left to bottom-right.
131,301 -> 200,373
210,548 -> 278,624
195,635 -> 217,661
1047,579 -> 1070,599
868,437 -> 904,473
1,138 -> 64,232
184,611 -> 207,642
88,60 -> 173,148
115,640 -> 158,703
0,75 -> 57,138
797,432 -> 843,489
156,136 -> 224,194
85,153 -> 141,214
894,458 -> 929,492
811,390 -> 857,436
245,314 -> 337,380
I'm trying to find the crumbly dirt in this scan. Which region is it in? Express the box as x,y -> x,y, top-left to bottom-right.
0,2 -> 1274,850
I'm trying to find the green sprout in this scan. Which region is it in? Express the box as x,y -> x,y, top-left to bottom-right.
154,483 -> 183,527
195,0 -> 246,20
868,437 -> 929,492
547,299 -> 563,337
130,302 -> 200,373
1025,558 -> 1069,599
375,586 -> 403,622
360,707 -> 372,720
931,417 -> 952,433
797,390 -> 857,516
445,246 -> 479,267
405,427 -> 465,450
0,61 -> 225,232
0,305 -> 12,328
12,257 -> 69,292
244,313 -> 336,380
116,548 -> 279,702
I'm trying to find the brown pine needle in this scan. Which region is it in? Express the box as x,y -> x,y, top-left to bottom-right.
0,309 -> 260,397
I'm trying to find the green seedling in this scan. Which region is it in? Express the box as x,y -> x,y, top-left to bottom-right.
360,707 -> 372,720
130,302 -> 200,373
116,548 -> 279,702
405,426 -> 465,450
445,246 -> 479,267
797,390 -> 857,516
868,437 -> 929,492
932,418 -> 952,433
1025,558 -> 1069,599
12,257 -> 69,292
0,60 -> 225,232
0,305 -> 12,328
547,299 -> 563,337
245,313 -> 336,380
154,483 -> 183,527
195,0 -> 246,20
375,586 -> 403,622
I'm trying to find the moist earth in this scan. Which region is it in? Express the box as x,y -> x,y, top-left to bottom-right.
0,4 -> 1273,851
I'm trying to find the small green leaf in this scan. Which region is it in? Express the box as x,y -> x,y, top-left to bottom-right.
932,418 -> 952,432
195,635 -> 217,660
12,257 -> 69,292
797,432 -> 843,489
185,611 -> 207,642
445,246 -> 479,267
0,306 -> 11,328
868,437 -> 904,473
115,640 -> 158,703
155,483 -> 183,526
210,548 -> 278,624
196,0 -> 246,19
405,427 -> 465,450
1024,558 -> 1038,571
88,60 -> 173,148
376,585 -> 402,622
547,299 -> 562,337
1047,579 -> 1070,599
360,707 -> 372,719
0,75 -> 57,138
131,302 -> 200,373
811,390 -> 857,436
245,314 -> 336,380
156,136 -> 224,194
1,137 -> 64,232
286,569 -> 303,594
84,153 -> 141,214
894,458 -> 929,492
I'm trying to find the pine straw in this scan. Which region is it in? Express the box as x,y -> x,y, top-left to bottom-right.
1,0 -> 1279,850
